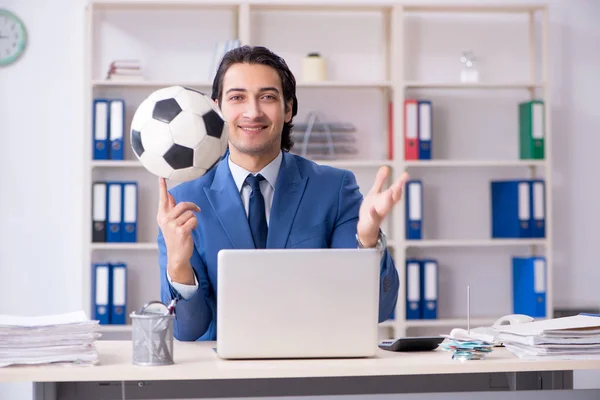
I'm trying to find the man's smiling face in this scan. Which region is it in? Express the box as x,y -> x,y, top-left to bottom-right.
218,62 -> 293,159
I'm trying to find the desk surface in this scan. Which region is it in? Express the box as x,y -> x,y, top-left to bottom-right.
2,341 -> 600,383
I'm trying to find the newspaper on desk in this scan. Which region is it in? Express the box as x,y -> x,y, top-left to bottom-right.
0,311 -> 101,367
496,314 -> 600,360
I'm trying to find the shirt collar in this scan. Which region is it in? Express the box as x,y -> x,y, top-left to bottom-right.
228,150 -> 283,193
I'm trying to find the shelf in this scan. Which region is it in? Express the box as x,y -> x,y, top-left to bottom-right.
91,160 -> 141,168
92,80 -> 213,89
84,2 -> 553,335
404,160 -> 546,168
92,80 -> 392,89
403,5 -> 545,13
91,1 -> 240,11
296,81 -> 392,89
404,81 -> 543,90
248,3 -> 394,12
89,240 -> 397,251
91,243 -> 158,251
91,159 -> 393,169
317,159 -> 393,168
404,239 -> 547,248
404,317 -> 498,328
93,159 -> 545,170
90,2 -> 545,14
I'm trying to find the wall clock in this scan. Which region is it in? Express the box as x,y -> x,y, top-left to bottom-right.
0,8 -> 27,67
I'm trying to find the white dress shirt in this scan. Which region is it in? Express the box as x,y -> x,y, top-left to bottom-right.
167,151 -> 283,299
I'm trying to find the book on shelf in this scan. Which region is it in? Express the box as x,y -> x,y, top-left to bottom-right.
405,180 -> 423,240
92,262 -> 128,325
490,179 -> 545,239
406,258 -> 438,320
519,99 -> 545,160
512,256 -> 546,318
404,99 -> 433,161
92,98 -> 125,160
106,59 -> 144,81
92,181 -> 138,244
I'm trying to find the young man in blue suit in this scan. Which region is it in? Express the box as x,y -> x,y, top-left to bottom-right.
157,45 -> 409,341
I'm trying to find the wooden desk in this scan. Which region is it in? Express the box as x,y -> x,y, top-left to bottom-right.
2,341 -> 600,400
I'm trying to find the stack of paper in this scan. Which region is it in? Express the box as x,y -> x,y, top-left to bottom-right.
497,314 -> 600,360
0,311 -> 101,367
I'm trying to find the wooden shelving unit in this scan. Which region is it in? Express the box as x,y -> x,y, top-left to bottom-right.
84,1 -> 551,338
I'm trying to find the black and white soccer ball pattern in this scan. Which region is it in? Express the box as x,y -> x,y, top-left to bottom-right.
130,86 -> 228,182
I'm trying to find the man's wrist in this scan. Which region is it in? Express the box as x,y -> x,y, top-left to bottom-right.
167,261 -> 195,285
356,230 -> 386,252
357,234 -> 378,248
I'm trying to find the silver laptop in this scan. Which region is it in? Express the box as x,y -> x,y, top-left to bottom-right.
216,248 -> 380,359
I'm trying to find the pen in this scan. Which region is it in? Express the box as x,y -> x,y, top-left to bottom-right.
467,286 -> 470,335
167,298 -> 177,315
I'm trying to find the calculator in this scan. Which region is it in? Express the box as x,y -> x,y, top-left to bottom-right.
378,336 -> 444,352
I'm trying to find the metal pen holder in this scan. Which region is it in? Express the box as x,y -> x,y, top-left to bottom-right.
130,312 -> 175,366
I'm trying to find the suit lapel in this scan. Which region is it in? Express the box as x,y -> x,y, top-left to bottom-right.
204,159 -> 255,249
267,152 -> 308,248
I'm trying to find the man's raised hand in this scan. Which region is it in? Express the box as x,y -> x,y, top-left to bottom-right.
357,167 -> 409,247
156,177 -> 200,285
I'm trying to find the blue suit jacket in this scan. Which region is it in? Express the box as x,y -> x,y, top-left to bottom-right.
158,151 -> 399,341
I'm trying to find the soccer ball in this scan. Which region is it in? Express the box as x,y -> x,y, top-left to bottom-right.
130,86 -> 228,182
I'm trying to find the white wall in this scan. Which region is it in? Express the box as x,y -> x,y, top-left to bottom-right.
0,0 -> 86,398
549,0 -> 600,308
0,0 -> 599,398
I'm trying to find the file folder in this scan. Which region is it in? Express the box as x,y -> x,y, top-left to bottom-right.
531,179 -> 546,238
491,180 -> 531,238
106,182 -> 123,242
121,182 -> 138,242
93,99 -> 109,160
406,260 -> 421,319
92,182 -> 107,243
421,259 -> 438,319
109,99 -> 125,160
519,100 -> 545,160
110,263 -> 127,325
92,263 -> 111,324
418,100 -> 432,160
512,257 -> 546,318
404,99 -> 419,160
406,180 -> 423,240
